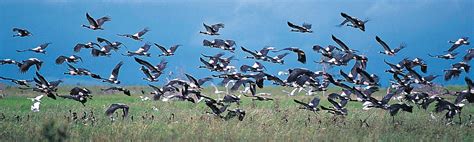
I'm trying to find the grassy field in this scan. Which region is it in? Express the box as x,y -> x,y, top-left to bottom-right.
0,86 -> 473,141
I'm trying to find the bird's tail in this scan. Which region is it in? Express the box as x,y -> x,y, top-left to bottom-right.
203,39 -> 212,46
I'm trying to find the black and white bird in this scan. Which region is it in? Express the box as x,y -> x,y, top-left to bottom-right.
59,87 -> 92,106
55,55 -> 82,64
134,57 -> 167,75
293,97 -> 321,112
200,23 -> 224,35
102,86 -> 131,96
268,53 -> 289,64
241,46 -> 275,61
97,37 -> 123,51
0,59 -> 20,65
81,13 -> 111,30
332,35 -> 358,53
105,103 -> 129,120
12,28 -> 32,37
73,42 -> 100,52
64,64 -> 101,79
273,47 -> 306,64
118,28 -> 150,41
463,48 -> 474,62
429,52 -> 458,60
0,76 -> 33,87
240,62 -> 266,73
101,61 -> 124,84
203,39 -> 236,52
123,43 -> 152,57
338,12 -> 369,31
154,43 -> 180,57
447,37 -> 469,52
287,21 -> 313,33
18,58 -> 43,73
16,43 -> 51,54
376,36 -> 406,56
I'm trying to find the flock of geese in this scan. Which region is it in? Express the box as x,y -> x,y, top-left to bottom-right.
1,12 -> 473,124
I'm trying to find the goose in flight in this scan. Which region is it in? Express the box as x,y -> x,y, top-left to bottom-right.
155,43 -> 180,57
293,97 -> 320,112
97,37 -> 123,51
134,57 -> 167,74
338,12 -> 369,31
29,95 -> 43,112
123,43 -> 152,57
0,76 -> 33,87
376,36 -> 406,56
332,35 -> 358,53
81,13 -> 111,30
200,23 -> 224,35
101,61 -> 124,84
105,103 -> 129,120
16,43 -> 51,54
0,59 -> 20,65
447,37 -> 469,52
102,86 -> 131,96
429,52 -> 458,60
241,46 -> 275,61
73,42 -> 100,52
463,48 -> 474,62
55,55 -> 82,64
12,28 -> 32,37
18,58 -> 43,73
64,64 -> 101,79
240,62 -> 266,73
118,28 -> 150,41
203,39 -> 236,52
287,21 -> 313,33
59,87 -> 92,106
273,47 -> 306,64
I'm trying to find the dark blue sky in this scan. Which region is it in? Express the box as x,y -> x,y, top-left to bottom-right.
0,0 -> 473,86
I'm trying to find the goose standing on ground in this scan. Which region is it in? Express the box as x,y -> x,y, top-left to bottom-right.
18,58 -> 43,73
447,37 -> 469,52
338,12 -> 369,31
105,103 -> 129,120
81,13 -> 111,30
12,28 -> 32,37
101,61 -> 124,84
429,52 -> 458,60
73,42 -> 100,52
118,28 -> 150,41
200,23 -> 224,35
155,43 -> 180,57
0,76 -> 33,87
273,47 -> 306,63
123,43 -> 152,57
16,43 -> 51,54
287,21 -> 313,33
55,55 -> 82,64
376,36 -> 406,56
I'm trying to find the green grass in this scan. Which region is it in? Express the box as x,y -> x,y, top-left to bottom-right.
0,86 -> 473,141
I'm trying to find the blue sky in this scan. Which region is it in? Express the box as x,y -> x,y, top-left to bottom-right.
0,0 -> 473,86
